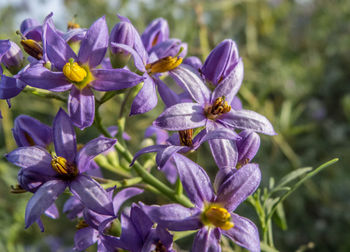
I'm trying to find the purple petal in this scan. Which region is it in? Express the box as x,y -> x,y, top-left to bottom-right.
43,16 -> 77,70
130,75 -> 157,115
154,103 -> 206,131
63,196 -> 84,220
19,63 -> 72,92
53,108 -> 77,162
208,138 -> 238,170
141,18 -> 169,52
183,56 -> 202,70
144,126 -> 169,145
25,180 -> 66,228
149,38 -> 186,58
130,145 -> 166,166
130,204 -> 153,241
0,75 -> 24,99
12,115 -> 52,147
223,213 -> 260,252
77,136 -> 117,173
192,228 -> 221,252
156,145 -> 185,168
173,154 -> 215,208
219,109 -> 276,135
69,174 -> 114,215
211,58 -> 243,104
169,65 -> 211,105
5,146 -> 55,176
231,96 -> 242,110
195,127 -> 240,146
162,158 -> 178,184
110,43 -> 146,72
91,68 -> 144,91
113,188 -> 144,215
142,204 -> 202,231
74,227 -> 98,251
119,213 -> 143,251
44,203 -> 59,219
154,77 -> 181,108
78,16 -> 108,67
216,163 -> 261,212
63,28 -> 87,43
68,86 -> 95,130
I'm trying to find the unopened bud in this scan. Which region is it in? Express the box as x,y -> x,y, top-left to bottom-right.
236,130 -> 260,168
0,40 -> 24,75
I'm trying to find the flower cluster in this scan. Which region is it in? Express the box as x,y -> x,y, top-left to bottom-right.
1,13 -> 275,252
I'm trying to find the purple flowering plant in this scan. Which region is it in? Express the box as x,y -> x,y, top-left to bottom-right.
0,12 -> 338,252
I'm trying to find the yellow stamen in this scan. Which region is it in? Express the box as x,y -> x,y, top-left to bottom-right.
202,205 -> 234,230
205,96 -> 231,120
67,21 -> 80,30
179,129 -> 193,147
20,39 -> 43,60
76,220 -> 89,230
51,156 -> 78,177
63,59 -> 87,83
145,56 -> 182,74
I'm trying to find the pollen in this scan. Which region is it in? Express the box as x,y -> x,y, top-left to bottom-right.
63,59 -> 87,83
205,96 -> 231,120
51,156 -> 78,178
202,205 -> 234,230
145,56 -> 183,74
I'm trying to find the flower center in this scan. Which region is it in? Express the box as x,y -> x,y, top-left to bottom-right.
63,58 -> 94,89
205,96 -> 231,120
67,21 -> 80,30
51,156 -> 78,178
145,56 -> 182,74
202,205 -> 234,230
155,240 -> 168,252
179,129 -> 193,147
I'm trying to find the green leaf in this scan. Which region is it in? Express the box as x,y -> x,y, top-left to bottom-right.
273,203 -> 288,231
271,167 -> 312,194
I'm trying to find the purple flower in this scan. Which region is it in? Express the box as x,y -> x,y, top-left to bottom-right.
12,115 -> 52,148
20,14 -> 144,129
113,204 -> 175,252
73,187 -> 143,251
154,63 -> 275,169
183,56 -> 202,70
111,16 -> 185,115
141,18 -> 169,52
201,39 -> 239,86
0,40 -> 24,75
131,128 -> 239,184
143,154 -> 261,252
5,109 -> 116,229
236,130 -> 260,168
20,18 -> 42,42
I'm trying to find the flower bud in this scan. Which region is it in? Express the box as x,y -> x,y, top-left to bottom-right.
109,21 -> 134,68
201,39 -> 239,86
12,115 -> 52,147
0,40 -> 23,75
236,130 -> 260,168
141,18 -> 169,52
149,38 -> 187,59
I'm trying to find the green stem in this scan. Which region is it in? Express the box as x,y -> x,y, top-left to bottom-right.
23,86 -> 67,102
94,176 -> 143,189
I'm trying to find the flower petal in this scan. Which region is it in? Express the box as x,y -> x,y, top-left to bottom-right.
91,68 -> 144,91
74,227 -> 98,251
113,188 -> 144,215
110,42 -> 146,72
43,15 -> 77,70
173,154 -> 215,208
5,146 -> 55,176
44,203 -> 59,219
211,58 -> 243,104
216,163 -> 261,212
223,213 -> 260,252
68,86 -> 95,130
208,138 -> 238,170
0,76 -> 23,99
53,108 -> 77,162
156,145 -> 185,168
154,77 -> 181,108
69,174 -> 114,215
78,16 -> 108,67
119,213 -> 143,251
63,196 -> 84,220
130,145 -> 165,166
77,136 -> 117,173
192,228 -> 221,252
130,75 -> 157,115
154,103 -> 206,131
142,204 -> 202,231
219,109 -> 276,136
25,180 -> 66,228
169,64 -> 211,105
19,63 -> 72,92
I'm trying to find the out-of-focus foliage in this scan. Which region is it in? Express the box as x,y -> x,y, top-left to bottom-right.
0,0 -> 349,251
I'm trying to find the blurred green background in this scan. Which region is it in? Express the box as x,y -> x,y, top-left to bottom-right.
0,0 -> 349,251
